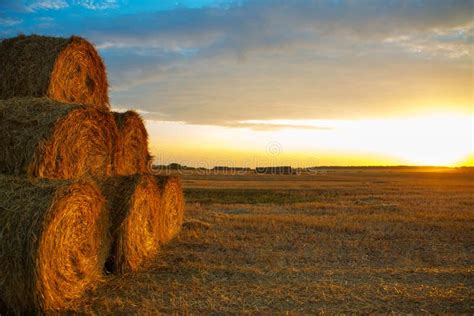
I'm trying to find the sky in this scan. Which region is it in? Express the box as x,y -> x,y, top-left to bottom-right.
1,0 -> 473,167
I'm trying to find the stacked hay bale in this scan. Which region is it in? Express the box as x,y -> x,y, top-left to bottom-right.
101,174 -> 162,273
0,176 -> 109,313
0,98 -> 117,179
0,35 -> 184,313
156,175 -> 186,243
0,35 -> 109,109
113,110 -> 151,176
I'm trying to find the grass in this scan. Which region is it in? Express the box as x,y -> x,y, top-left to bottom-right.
73,168 -> 474,314
184,188 -> 342,204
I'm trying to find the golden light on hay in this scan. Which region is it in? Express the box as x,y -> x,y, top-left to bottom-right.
155,175 -> 185,243
113,111 -> 151,176
0,33 -> 186,313
0,176 -> 109,313
0,35 -> 109,110
101,174 -> 162,273
0,98 -> 118,179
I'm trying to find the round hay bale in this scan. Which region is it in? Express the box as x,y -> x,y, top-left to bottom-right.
113,110 -> 151,176
0,176 -> 110,313
155,175 -> 185,243
0,98 -> 118,179
0,34 -> 109,110
101,174 -> 162,273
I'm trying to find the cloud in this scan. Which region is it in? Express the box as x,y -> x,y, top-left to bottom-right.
84,0 -> 473,55
0,0 -> 120,12
231,120 -> 334,131
0,17 -> 22,26
3,0 -> 472,126
72,0 -> 118,10
116,50 -> 471,127
79,0 -> 473,95
94,1 -> 474,127
383,22 -> 474,58
0,0 -> 68,12
28,0 -> 69,11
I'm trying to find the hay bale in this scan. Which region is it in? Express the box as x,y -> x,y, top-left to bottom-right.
0,34 -> 109,110
0,97 -> 118,179
101,174 -> 162,273
0,176 -> 109,313
113,110 -> 151,176
155,175 -> 185,243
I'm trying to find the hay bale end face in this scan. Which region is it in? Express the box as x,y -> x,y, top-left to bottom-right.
0,98 -> 118,179
101,174 -> 162,273
113,110 -> 151,176
156,175 -> 185,243
0,176 -> 109,313
0,35 -> 109,110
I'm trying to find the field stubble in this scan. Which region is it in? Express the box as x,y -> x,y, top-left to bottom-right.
74,168 -> 474,314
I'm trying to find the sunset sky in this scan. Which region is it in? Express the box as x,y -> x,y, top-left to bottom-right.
1,0 -> 473,167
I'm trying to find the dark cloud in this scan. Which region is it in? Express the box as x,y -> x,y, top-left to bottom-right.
84,0 -> 473,49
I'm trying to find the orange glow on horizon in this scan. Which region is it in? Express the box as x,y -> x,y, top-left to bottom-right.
146,112 -> 473,168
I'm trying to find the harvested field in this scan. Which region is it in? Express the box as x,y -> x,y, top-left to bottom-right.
72,168 -> 474,314
0,35 -> 109,110
101,174 -> 162,273
0,175 -> 109,313
113,111 -> 150,176
0,98 -> 117,179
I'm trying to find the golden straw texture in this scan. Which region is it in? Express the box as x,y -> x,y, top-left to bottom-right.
101,174 -> 162,274
155,175 -> 185,243
113,111 -> 151,176
0,35 -> 109,110
0,98 -> 118,179
0,176 -> 110,313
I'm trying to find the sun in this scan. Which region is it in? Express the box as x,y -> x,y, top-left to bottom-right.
387,114 -> 473,166
236,112 -> 473,167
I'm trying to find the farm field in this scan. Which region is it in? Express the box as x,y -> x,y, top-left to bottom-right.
74,168 -> 474,314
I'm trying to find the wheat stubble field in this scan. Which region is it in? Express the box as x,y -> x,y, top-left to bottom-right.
74,168 -> 474,314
